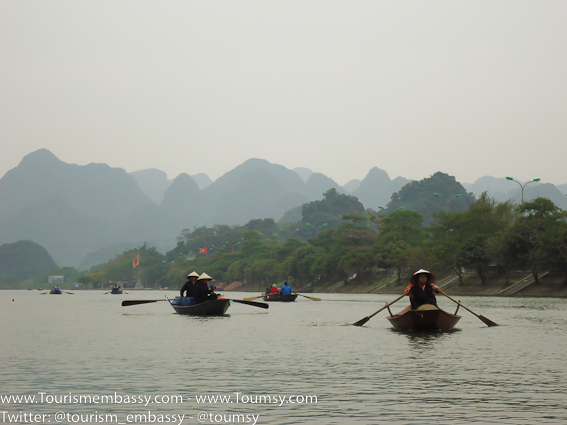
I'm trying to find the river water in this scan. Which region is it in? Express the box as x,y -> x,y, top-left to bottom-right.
1,290 -> 566,425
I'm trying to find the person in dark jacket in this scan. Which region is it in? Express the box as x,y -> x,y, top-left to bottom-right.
404,269 -> 441,310
180,271 -> 199,297
192,273 -> 218,304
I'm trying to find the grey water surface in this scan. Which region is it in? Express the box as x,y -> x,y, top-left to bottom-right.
1,290 -> 566,425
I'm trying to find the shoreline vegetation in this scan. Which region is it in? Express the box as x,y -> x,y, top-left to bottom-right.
220,270 -> 567,298
10,271 -> 567,298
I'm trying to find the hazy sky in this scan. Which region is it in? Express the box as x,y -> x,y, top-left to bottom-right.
1,1 -> 566,186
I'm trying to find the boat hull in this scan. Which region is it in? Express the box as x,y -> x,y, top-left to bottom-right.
387,305 -> 461,331
170,299 -> 230,316
263,294 -> 298,302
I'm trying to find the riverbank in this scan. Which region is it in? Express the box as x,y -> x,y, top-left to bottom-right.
324,271 -> 567,297
226,271 -> 567,298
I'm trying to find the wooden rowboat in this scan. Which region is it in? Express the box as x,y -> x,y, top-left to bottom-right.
386,304 -> 461,331
263,293 -> 298,302
168,296 -> 230,316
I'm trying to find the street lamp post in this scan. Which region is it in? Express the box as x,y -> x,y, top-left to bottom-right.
433,193 -> 463,210
306,222 -> 327,237
506,177 -> 541,203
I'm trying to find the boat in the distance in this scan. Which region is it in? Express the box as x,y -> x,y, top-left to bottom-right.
50,288 -> 63,295
386,304 -> 461,331
263,293 -> 298,302
168,296 -> 230,316
110,285 -> 123,294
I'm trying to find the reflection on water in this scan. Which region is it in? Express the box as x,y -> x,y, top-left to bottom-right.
1,291 -> 566,424
396,328 -> 462,347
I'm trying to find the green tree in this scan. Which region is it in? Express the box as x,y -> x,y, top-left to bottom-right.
77,272 -> 107,289
536,222 -> 567,284
384,172 -> 475,225
93,245 -> 168,288
455,235 -> 490,285
507,198 -> 567,283
372,210 -> 426,283
0,240 -> 58,282
428,193 -> 515,285
302,188 -> 365,229
378,210 -> 426,246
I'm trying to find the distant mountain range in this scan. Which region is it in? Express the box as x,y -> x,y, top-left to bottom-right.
1,149 -> 565,269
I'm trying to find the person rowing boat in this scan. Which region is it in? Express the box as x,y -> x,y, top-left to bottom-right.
192,273 -> 218,304
404,269 -> 441,310
180,271 -> 199,298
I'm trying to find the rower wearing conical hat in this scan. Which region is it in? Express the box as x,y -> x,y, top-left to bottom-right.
193,272 -> 219,304
180,271 -> 199,298
404,269 -> 441,310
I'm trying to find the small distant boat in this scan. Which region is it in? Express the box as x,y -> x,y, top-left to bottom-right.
263,293 -> 298,302
386,304 -> 461,331
168,296 -> 230,316
110,286 -> 123,294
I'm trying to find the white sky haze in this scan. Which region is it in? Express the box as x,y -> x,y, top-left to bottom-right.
1,1 -> 566,186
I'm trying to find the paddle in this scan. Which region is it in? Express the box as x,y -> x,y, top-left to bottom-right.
121,299 -> 168,307
64,291 -> 74,295
225,299 -> 269,309
352,293 -> 407,326
295,293 -> 321,301
439,290 -> 498,327
243,294 -> 265,301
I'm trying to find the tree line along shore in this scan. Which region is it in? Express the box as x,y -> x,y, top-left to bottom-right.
3,188 -> 567,295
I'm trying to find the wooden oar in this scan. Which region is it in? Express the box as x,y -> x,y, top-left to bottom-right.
64,291 -> 74,295
226,299 -> 269,309
295,293 -> 321,301
439,290 -> 498,327
243,294 -> 265,301
352,293 -> 407,326
121,299 -> 168,307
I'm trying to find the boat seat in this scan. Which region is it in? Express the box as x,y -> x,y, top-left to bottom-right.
416,304 -> 439,311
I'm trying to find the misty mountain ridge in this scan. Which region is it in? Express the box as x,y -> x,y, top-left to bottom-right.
131,168 -> 212,205
2,149 -> 566,269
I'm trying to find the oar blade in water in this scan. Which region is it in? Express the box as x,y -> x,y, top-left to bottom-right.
229,299 -> 269,309
121,299 -> 166,307
352,317 -> 370,327
480,315 -> 498,327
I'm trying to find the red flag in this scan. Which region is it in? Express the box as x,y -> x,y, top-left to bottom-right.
132,253 -> 140,268
199,247 -> 208,254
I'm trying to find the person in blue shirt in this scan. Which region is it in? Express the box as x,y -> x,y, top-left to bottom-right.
279,281 -> 293,296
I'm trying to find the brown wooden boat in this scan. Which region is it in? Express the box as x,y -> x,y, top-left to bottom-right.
386,304 -> 461,331
168,297 -> 230,316
263,293 -> 298,302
